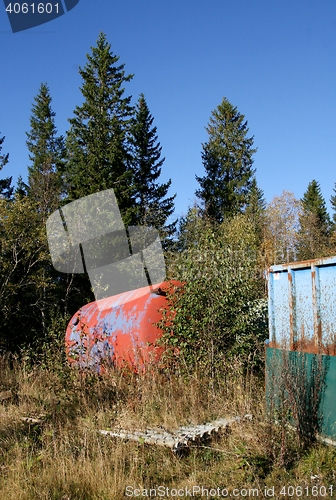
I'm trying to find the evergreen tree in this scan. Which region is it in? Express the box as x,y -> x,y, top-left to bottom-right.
130,93 -> 176,241
26,83 -> 65,221
0,134 -> 13,199
15,175 -> 28,198
26,84 -> 67,340
245,178 -> 266,244
297,180 -> 331,260
330,182 -> 336,226
301,180 -> 330,235
245,178 -> 266,220
195,97 -> 257,223
65,32 -> 134,225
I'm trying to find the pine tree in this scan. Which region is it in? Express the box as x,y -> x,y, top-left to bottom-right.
330,183 -> 336,226
0,134 -> 13,199
195,97 -> 257,223
65,32 -> 134,225
26,83 -> 65,221
130,93 -> 176,241
297,180 -> 331,260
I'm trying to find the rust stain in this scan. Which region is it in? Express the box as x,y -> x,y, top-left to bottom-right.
268,339 -> 336,356
287,270 -> 295,351
267,255 -> 336,274
65,280 -> 182,372
268,256 -> 336,357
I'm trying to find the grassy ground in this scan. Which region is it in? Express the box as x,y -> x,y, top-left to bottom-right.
0,354 -> 335,499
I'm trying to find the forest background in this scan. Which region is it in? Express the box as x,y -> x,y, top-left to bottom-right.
1,32 -> 336,365
1,31 -> 336,498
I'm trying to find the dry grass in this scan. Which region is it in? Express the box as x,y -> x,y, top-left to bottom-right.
0,354 -> 335,499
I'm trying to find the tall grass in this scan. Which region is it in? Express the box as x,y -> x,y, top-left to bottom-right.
0,354 -> 335,499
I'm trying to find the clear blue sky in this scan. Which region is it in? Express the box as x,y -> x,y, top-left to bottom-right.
0,0 -> 335,220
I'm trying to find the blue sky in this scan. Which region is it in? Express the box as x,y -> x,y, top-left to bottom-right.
0,0 -> 335,220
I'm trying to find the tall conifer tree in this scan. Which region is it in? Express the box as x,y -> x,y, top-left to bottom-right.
245,178 -> 266,243
65,32 -> 134,225
245,178 -> 266,219
0,134 -> 13,200
297,180 -> 331,260
330,183 -> 336,226
26,84 -> 65,338
26,83 -> 64,221
301,180 -> 330,235
130,93 -> 176,241
195,97 -> 257,223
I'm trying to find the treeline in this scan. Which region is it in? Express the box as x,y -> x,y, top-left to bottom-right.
1,32 -> 336,364
0,33 -> 175,353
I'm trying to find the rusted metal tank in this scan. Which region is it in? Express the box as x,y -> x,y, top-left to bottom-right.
65,281 -> 180,372
266,256 -> 336,444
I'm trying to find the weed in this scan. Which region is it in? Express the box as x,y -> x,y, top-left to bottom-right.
0,355 -> 334,499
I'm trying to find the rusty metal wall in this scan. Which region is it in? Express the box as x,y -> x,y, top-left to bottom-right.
267,256 -> 336,355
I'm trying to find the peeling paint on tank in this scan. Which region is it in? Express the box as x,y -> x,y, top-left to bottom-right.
65,280 -> 182,371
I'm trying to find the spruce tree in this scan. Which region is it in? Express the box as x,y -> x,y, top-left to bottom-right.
245,178 -> 266,219
195,97 -> 257,223
26,84 -> 66,339
26,83 -> 65,221
245,177 -> 266,243
297,180 -> 331,260
301,180 -> 330,235
15,175 -> 28,198
65,32 -> 134,225
329,183 -> 336,253
130,93 -> 176,242
0,134 -> 13,199
330,183 -> 336,225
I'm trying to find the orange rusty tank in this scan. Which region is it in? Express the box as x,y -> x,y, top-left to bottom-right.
65,281 -> 181,372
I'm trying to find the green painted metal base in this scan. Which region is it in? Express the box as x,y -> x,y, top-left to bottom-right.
266,347 -> 336,443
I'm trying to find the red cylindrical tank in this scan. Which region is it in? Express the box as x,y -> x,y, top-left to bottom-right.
65,281 -> 181,372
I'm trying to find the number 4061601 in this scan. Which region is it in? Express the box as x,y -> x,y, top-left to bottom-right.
6,3 -> 60,14
279,485 -> 333,497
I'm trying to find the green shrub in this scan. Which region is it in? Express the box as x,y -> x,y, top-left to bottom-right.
159,213 -> 268,373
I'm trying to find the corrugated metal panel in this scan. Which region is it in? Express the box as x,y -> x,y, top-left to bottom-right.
267,256 -> 336,354
266,256 -> 336,443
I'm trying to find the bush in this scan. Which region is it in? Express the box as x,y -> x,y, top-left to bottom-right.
159,213 -> 268,373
